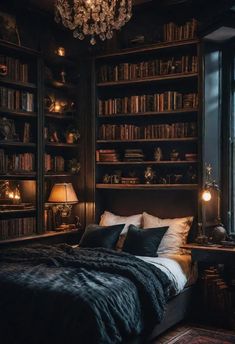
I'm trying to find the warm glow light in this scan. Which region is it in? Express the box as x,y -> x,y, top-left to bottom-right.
8,192 -> 14,199
54,102 -> 61,112
202,190 -> 212,202
56,47 -> 65,57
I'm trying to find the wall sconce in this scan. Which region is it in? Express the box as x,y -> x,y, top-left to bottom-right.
48,183 -> 78,231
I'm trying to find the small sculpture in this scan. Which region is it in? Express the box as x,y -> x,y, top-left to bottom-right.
170,149 -> 180,161
144,166 -> 156,184
103,174 -> 111,184
66,127 -> 80,143
0,117 -> 18,141
0,64 -> 7,77
67,159 -> 81,174
154,147 -> 163,161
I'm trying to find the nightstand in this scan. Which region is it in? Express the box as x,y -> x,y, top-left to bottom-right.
182,244 -> 235,328
181,243 -> 235,265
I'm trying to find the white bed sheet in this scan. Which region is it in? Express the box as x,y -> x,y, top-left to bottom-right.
137,254 -> 197,295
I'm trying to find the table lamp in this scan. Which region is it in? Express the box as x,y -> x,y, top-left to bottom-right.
48,183 -> 78,231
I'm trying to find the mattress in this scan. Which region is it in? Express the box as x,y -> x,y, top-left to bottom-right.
137,254 -> 198,295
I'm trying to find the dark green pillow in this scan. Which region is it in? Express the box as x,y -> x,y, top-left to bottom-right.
79,224 -> 125,249
122,224 -> 168,257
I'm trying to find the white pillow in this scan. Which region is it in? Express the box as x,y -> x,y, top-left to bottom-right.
142,212 -> 193,255
99,211 -> 142,235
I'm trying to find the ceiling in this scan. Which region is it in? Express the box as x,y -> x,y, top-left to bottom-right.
26,0 -> 195,14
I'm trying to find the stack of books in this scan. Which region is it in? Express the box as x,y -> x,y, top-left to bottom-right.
121,177 -> 140,184
0,54 -> 29,82
44,154 -> 65,172
0,87 -> 34,112
163,19 -> 198,42
0,217 -> 36,240
96,149 -> 119,162
124,149 -> 145,162
0,150 -> 35,172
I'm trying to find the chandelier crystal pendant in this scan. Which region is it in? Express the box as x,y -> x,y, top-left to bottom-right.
55,0 -> 133,45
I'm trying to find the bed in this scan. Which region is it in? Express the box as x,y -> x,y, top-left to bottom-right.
0,191 -> 198,343
0,244 -> 197,344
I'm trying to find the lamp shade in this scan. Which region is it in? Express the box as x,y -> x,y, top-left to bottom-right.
48,183 -> 78,204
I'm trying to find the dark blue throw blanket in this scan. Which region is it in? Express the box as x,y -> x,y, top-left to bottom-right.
0,245 -> 174,344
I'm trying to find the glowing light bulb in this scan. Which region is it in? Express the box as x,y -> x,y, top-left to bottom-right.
202,190 -> 212,202
8,192 -> 14,199
54,102 -> 61,112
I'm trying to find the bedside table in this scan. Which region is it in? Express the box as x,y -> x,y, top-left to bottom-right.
181,243 -> 235,265
182,243 -> 235,328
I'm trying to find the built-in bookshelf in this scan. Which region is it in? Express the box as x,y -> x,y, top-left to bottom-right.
43,52 -> 80,233
0,41 -> 39,242
0,41 -> 81,243
94,19 -> 201,207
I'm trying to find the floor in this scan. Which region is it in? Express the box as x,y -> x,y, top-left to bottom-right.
152,322 -> 235,343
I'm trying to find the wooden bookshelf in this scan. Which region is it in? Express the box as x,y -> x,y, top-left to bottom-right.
0,77 -> 37,90
94,31 -> 201,216
0,108 -> 37,118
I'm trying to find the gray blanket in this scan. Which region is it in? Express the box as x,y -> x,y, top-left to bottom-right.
0,244 -> 175,344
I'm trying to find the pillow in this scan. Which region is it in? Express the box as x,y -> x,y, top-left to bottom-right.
122,224 -> 168,257
142,212 -> 193,255
99,211 -> 142,235
79,224 -> 124,249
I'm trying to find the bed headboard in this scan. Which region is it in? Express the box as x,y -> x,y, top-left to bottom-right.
95,189 -> 198,220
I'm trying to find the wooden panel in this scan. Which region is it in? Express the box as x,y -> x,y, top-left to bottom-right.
95,189 -> 197,221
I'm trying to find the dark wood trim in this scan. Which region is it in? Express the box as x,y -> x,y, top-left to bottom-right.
0,108 -> 37,118
97,72 -> 198,87
0,77 -> 37,90
96,39 -> 199,59
97,160 -> 198,165
97,108 -> 198,119
96,183 -> 198,190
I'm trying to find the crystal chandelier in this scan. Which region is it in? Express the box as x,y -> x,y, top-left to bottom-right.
55,0 -> 133,45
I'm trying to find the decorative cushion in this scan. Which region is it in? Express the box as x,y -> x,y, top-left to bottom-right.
79,224 -> 124,249
142,212 -> 193,254
122,224 -> 168,257
99,211 -> 142,235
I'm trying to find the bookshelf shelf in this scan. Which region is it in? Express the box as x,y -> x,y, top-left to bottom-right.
96,39 -> 199,59
45,142 -> 79,148
0,108 -> 37,118
97,108 -> 198,119
0,141 -> 36,148
97,160 -> 198,165
96,183 -> 198,190
0,77 -> 37,90
45,113 -> 74,120
0,208 -> 36,218
44,172 -> 78,177
97,73 -> 198,88
0,173 -> 36,180
97,137 -> 198,144
0,229 -> 79,245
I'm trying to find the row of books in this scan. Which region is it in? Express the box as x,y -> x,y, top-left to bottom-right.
202,267 -> 232,314
98,55 -> 198,82
45,154 -> 65,172
98,122 -> 197,140
0,150 -> 35,172
0,217 -> 36,240
163,19 -> 198,42
96,150 -> 120,162
98,92 -> 198,115
0,87 -> 34,112
0,54 -> 29,82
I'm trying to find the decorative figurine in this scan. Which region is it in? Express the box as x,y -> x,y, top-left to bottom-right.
0,117 -> 18,141
154,147 -> 163,161
66,127 -> 80,143
103,174 -> 111,184
170,149 -> 180,161
144,166 -> 156,184
0,64 -> 7,77
67,159 -> 81,174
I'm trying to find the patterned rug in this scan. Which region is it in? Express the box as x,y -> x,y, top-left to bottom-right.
166,328 -> 235,344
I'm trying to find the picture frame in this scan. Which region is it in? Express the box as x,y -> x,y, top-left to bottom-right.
0,11 -> 21,46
